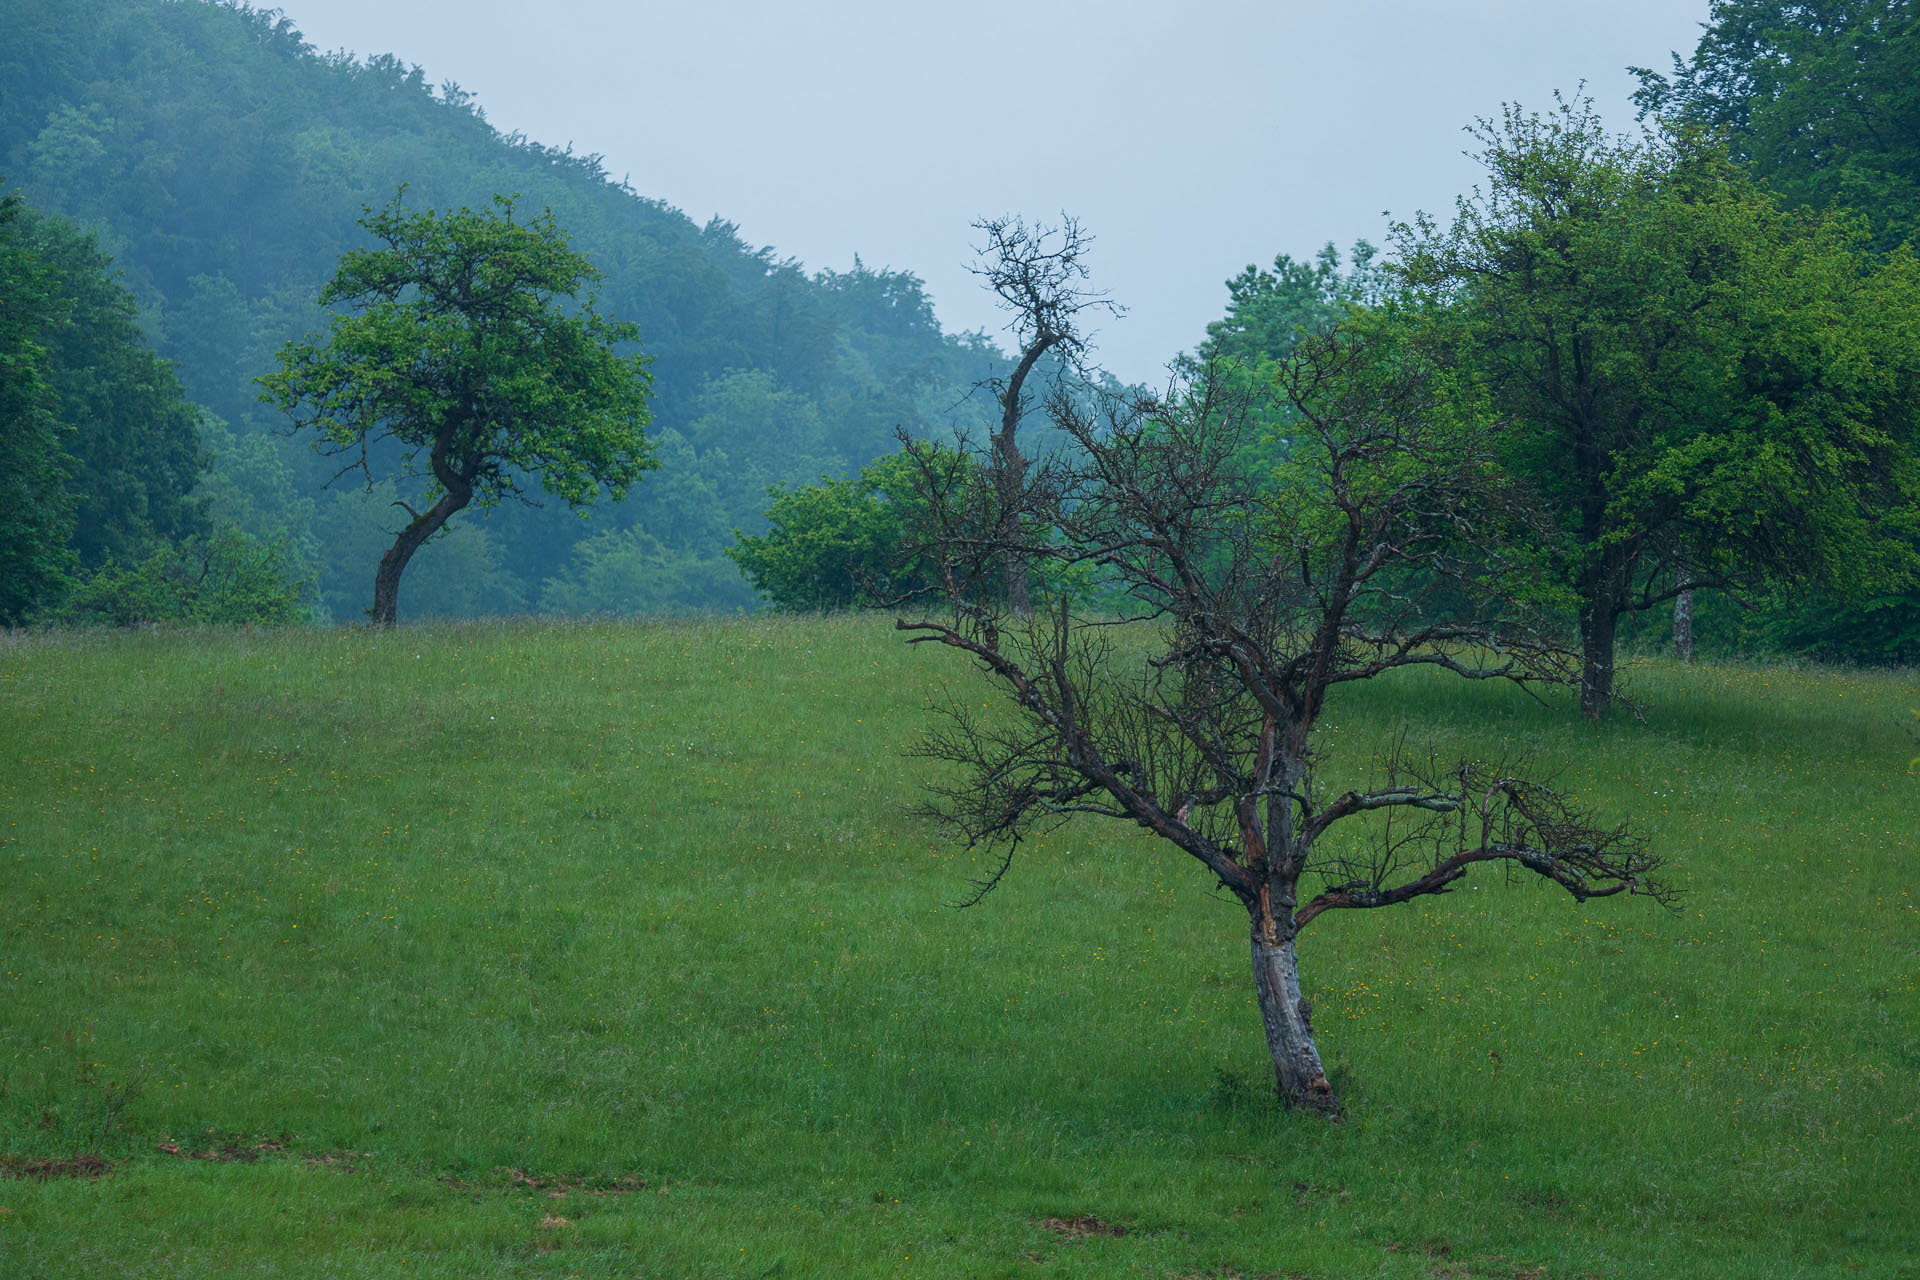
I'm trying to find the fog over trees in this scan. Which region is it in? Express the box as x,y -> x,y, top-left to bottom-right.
2,0 -> 1018,623
1,0 -> 1915,669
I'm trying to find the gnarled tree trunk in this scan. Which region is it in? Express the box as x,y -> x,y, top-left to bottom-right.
1250,916 -> 1338,1117
370,486 -> 470,626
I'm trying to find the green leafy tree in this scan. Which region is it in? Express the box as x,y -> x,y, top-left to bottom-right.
1182,242 -> 1391,486
0,190 -> 74,623
1193,241 -> 1384,373
1632,0 -> 1920,250
728,448 -> 951,611
2,188 -> 219,623
1393,98 -> 1920,717
262,191 -> 656,625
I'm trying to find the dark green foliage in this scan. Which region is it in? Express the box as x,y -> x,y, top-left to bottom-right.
1757,593 -> 1920,665
1622,584 -> 1920,666
17,204 -> 209,568
0,191 -> 74,624
1393,98 -> 1920,709
1633,0 -> 1920,250
1,0 -> 1010,615
1,187 -> 217,625
727,448 -> 949,611
52,526 -> 312,626
1631,2 -> 1920,665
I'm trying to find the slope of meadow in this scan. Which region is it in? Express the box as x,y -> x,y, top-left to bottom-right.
0,617 -> 1914,1278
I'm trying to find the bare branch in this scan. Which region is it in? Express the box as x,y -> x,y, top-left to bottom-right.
896,315 -> 1666,1116
969,214 -> 1124,370
1294,768 -> 1672,928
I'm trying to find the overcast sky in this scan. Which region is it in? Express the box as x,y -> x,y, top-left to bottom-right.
284,0 -> 1711,384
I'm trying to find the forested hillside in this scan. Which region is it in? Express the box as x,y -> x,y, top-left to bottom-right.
1,0 -> 1011,620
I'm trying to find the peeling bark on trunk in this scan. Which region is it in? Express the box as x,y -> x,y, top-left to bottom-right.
1672,576 -> 1695,663
1250,921 -> 1338,1118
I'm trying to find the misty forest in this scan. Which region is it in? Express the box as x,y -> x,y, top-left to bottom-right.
2,1 -> 1917,1277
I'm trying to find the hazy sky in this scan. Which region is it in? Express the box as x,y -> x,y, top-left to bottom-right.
285,0 -> 1711,384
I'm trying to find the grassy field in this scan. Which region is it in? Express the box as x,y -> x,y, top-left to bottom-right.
0,615 -> 1914,1278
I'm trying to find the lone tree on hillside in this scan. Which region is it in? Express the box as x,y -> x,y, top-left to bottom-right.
262,190 -> 655,625
894,324 -> 1672,1117
970,215 -> 1120,614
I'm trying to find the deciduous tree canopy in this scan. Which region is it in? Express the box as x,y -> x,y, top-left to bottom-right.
726,447 -> 951,612
19,204 -> 209,570
1391,98 -> 1920,714
262,191 -> 655,626
0,188 -> 222,625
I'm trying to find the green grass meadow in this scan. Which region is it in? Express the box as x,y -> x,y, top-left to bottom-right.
0,616 -> 1915,1278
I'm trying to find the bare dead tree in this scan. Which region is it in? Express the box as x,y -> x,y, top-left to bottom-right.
969,215 -> 1122,614
894,325 -> 1672,1118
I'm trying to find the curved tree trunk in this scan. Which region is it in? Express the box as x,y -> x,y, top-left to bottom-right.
1250,918 -> 1339,1117
370,489 -> 470,626
990,323 -> 1056,619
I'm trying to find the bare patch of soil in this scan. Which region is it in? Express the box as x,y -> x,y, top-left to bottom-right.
304,1150 -> 375,1172
0,1152 -> 116,1180
1040,1215 -> 1126,1239
439,1166 -> 645,1197
155,1132 -> 288,1162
